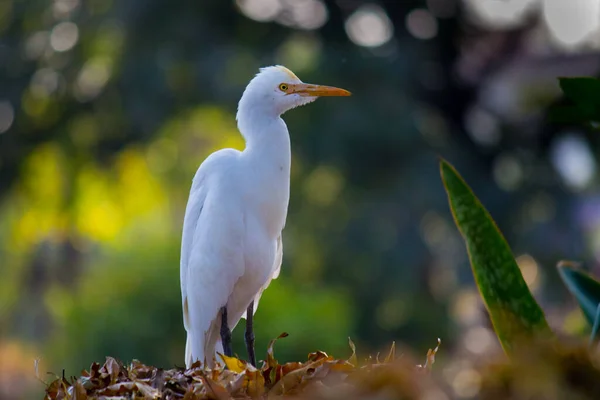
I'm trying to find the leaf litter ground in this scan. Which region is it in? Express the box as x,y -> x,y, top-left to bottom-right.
44,334 -> 442,400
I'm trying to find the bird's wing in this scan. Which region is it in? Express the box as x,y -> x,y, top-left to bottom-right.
271,234 -> 283,280
181,150 -> 246,365
180,167 -> 208,335
243,233 -> 283,319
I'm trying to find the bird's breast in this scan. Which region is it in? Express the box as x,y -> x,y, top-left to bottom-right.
245,164 -> 290,238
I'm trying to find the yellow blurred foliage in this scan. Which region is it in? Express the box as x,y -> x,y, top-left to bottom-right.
157,105 -> 244,174
11,144 -> 67,251
75,148 -> 168,244
6,142 -> 171,249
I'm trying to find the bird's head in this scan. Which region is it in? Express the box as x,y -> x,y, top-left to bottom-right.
237,65 -> 351,118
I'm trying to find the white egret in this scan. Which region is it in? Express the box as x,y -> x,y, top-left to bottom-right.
180,65 -> 350,368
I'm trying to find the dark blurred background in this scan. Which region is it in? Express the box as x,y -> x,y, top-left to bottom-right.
1,0 -> 600,398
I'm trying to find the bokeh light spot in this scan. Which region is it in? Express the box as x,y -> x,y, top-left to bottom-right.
24,31 -> 49,60
493,154 -> 523,192
464,0 -> 600,49
516,254 -> 540,291
276,0 -> 328,30
463,0 -> 537,29
452,368 -> 481,398
236,0 -> 282,22
451,290 -> 481,325
50,22 -> 79,52
543,0 -> 599,47
406,9 -> 438,40
550,133 -> 595,191
303,165 -> 344,206
75,58 -> 111,101
0,101 -> 14,134
53,0 -> 80,19
463,326 -> 494,354
30,68 -> 60,98
276,34 -> 322,72
345,4 -> 394,48
464,106 -> 501,147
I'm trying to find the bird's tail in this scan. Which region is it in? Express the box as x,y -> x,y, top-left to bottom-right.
185,333 -> 193,369
185,320 -> 224,368
214,340 -> 224,364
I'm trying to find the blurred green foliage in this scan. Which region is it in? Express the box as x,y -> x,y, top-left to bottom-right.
1,1 -> 600,398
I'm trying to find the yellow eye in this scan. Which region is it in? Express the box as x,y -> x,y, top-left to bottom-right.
279,83 -> 289,92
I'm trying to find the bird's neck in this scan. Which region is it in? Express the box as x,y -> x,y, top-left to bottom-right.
238,107 -> 292,236
238,109 -> 291,169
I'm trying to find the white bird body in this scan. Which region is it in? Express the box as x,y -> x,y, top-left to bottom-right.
180,66 -> 349,368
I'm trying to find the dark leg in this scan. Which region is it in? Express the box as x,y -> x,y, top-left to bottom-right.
245,301 -> 256,367
220,306 -> 233,357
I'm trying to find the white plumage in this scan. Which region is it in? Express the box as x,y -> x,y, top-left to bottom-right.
180,66 -> 350,368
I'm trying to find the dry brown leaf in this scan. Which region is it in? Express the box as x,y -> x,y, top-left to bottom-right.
89,362 -> 100,380
135,380 -> 162,399
105,356 -> 121,383
268,357 -> 330,397
347,338 -> 358,367
280,361 -> 304,376
384,341 -> 396,364
327,360 -> 354,373
44,335 -> 446,400
72,379 -> 87,400
98,381 -> 136,395
417,338 -> 441,373
183,386 -> 199,400
245,369 -> 265,398
45,376 -> 70,400
266,332 -> 289,369
198,371 -> 232,400
224,371 -> 247,396
307,351 -> 331,363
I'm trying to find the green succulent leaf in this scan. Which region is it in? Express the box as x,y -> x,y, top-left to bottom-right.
557,262 -> 600,325
590,304 -> 600,348
550,77 -> 600,126
548,105 -> 598,125
559,77 -> 600,108
440,159 -> 553,355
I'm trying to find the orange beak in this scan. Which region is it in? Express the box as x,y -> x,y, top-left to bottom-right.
289,83 -> 351,97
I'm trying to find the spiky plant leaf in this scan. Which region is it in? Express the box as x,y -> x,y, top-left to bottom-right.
440,159 -> 553,355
